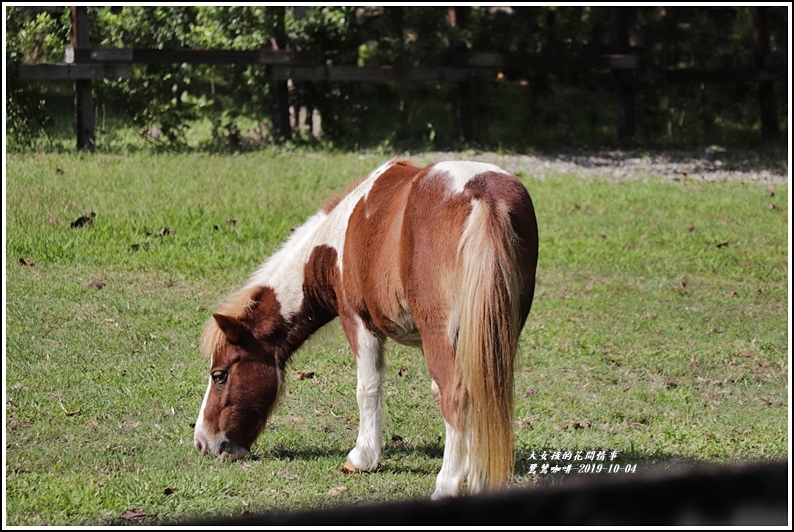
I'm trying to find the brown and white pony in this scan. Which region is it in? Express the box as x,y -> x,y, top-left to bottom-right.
193,159 -> 538,499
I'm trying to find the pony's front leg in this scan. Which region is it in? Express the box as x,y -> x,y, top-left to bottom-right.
343,315 -> 385,472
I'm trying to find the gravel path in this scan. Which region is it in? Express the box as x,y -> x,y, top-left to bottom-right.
414,148 -> 789,185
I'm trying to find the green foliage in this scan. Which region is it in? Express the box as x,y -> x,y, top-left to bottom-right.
5,6 -> 70,149
4,6 -> 788,151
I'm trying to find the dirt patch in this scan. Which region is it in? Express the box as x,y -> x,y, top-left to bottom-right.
413,148 -> 788,185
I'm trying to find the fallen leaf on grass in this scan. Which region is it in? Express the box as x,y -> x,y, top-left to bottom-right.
118,509 -> 153,521
294,370 -> 315,380
83,281 -> 106,289
70,211 -> 96,228
154,227 -> 174,237
523,388 -> 538,397
18,258 -> 35,266
163,487 -> 178,495
288,416 -> 304,425
58,400 -> 81,416
715,240 -> 730,248
397,367 -> 407,377
564,419 -> 591,430
328,486 -> 348,497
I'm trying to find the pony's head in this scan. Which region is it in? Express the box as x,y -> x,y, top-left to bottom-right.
193,287 -> 285,460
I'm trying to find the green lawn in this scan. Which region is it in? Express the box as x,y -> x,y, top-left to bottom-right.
4,151 -> 789,525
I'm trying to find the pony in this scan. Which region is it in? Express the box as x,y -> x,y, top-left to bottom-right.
193,159 -> 538,499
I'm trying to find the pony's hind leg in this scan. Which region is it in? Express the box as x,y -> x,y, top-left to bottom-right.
425,346 -> 468,499
432,416 -> 468,499
342,314 -> 385,472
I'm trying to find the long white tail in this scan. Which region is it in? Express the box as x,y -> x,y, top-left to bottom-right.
455,199 -> 522,493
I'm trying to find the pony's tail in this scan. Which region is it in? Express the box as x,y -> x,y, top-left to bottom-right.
455,199 -> 521,494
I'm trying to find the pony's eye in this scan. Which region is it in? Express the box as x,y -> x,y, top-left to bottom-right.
211,370 -> 228,385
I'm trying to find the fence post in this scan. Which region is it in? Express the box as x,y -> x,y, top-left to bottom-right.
448,7 -> 473,144
612,7 -> 635,140
750,7 -> 779,140
270,7 -> 291,141
71,6 -> 95,151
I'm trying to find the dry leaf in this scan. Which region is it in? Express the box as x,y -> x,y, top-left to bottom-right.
397,367 -> 407,377
328,486 -> 348,497
391,434 -> 403,443
726,291 -> 737,298
288,416 -> 304,425
295,370 -> 315,380
226,218 -> 237,225
523,388 -> 538,397
70,211 -> 95,228
18,258 -> 35,266
155,227 -> 174,236
518,418 -> 532,429
163,487 -> 177,495
58,400 -> 81,416
83,281 -> 106,289
564,419 -> 591,430
119,509 -> 153,521
716,240 -> 730,248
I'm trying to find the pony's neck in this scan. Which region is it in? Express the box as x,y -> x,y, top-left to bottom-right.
244,211 -> 339,361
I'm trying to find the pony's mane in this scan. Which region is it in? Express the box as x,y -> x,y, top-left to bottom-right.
200,286 -> 260,360
202,157 -> 417,360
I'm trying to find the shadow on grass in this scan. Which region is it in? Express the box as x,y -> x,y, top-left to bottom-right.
247,437 -> 710,486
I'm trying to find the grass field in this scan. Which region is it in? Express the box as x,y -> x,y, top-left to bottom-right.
4,151 -> 789,525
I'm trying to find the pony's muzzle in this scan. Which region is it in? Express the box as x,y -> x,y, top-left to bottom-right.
194,432 -> 248,460
194,433 -> 209,454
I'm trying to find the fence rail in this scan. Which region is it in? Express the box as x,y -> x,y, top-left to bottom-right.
16,6 -> 785,150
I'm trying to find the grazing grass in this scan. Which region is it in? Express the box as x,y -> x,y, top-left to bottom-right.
4,151 -> 789,525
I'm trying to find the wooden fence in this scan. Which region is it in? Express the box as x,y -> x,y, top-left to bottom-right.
18,6 -> 785,151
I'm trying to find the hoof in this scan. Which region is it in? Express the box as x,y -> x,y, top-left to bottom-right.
342,458 -> 358,473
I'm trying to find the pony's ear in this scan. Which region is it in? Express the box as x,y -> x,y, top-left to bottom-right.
213,313 -> 250,345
